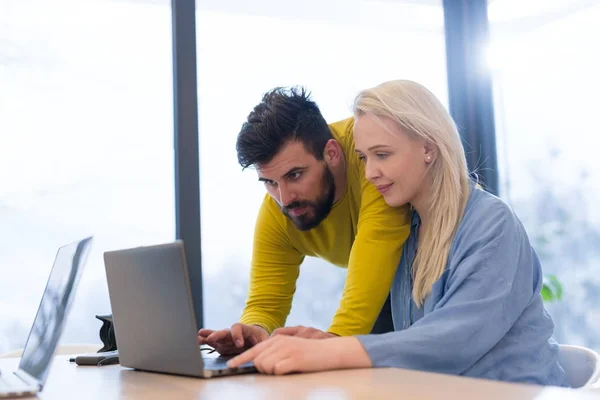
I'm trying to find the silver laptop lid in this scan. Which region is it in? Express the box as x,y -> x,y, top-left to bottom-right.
17,237 -> 93,386
103,241 -> 205,377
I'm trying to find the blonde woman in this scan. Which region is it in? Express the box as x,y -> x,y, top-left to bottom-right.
227,80 -> 567,386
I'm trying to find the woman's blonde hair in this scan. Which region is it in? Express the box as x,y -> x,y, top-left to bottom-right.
353,80 -> 471,307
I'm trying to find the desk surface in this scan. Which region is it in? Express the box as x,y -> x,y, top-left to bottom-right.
1,356 -> 598,400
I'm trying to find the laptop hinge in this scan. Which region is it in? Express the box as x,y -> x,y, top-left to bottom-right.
14,369 -> 42,389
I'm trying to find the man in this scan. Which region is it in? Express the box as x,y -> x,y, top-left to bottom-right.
198,87 -> 410,354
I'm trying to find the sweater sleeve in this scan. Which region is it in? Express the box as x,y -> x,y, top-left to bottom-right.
328,176 -> 410,336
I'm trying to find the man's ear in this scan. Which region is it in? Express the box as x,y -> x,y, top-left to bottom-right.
323,139 -> 342,166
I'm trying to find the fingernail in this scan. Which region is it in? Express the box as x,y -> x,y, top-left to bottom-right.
235,339 -> 243,347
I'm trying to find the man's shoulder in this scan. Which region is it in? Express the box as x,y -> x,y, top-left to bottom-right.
328,116 -> 354,133
328,117 -> 355,148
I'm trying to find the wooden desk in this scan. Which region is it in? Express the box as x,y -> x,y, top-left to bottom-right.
1,356 -> 598,399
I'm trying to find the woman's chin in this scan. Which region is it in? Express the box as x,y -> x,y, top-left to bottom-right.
384,196 -> 405,208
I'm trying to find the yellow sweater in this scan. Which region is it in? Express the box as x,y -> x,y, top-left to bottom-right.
240,117 -> 411,336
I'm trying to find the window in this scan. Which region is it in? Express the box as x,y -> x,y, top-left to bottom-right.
489,0 -> 600,349
197,0 -> 448,329
0,0 -> 175,353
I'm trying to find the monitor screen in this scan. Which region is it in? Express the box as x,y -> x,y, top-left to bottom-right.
18,237 -> 92,384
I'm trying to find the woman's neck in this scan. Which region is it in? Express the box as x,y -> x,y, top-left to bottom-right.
410,185 -> 431,234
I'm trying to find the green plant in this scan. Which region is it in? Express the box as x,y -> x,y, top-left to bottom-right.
541,274 -> 563,302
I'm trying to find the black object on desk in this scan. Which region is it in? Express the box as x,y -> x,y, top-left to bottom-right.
96,314 -> 118,352
70,350 -> 119,366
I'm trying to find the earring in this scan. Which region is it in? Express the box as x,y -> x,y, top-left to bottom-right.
426,156 -> 432,162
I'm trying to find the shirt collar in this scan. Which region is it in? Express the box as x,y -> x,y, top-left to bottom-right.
410,208 -> 421,230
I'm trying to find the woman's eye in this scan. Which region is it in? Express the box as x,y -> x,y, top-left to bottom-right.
376,153 -> 389,159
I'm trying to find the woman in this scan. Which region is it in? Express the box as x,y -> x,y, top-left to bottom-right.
227,80 -> 567,386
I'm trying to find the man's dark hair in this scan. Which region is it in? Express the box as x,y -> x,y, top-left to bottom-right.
236,86 -> 333,169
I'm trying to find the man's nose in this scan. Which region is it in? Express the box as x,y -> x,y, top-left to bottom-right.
278,185 -> 296,207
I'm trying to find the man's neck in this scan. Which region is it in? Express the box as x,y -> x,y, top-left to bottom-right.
331,150 -> 347,203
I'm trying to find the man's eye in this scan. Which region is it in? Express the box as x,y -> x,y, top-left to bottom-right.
289,172 -> 302,181
264,180 -> 277,187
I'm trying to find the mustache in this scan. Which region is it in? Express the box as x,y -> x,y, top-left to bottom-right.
283,201 -> 312,212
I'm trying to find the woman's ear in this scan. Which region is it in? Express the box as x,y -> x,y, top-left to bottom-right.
424,141 -> 437,164
323,139 -> 342,166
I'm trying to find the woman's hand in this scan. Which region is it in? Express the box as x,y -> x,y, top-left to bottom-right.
227,335 -> 372,375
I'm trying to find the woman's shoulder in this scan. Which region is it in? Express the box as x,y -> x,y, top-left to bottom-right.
451,185 -> 527,258
460,186 -> 519,233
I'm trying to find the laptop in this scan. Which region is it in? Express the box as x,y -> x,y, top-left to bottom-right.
103,240 -> 256,378
0,237 -> 93,398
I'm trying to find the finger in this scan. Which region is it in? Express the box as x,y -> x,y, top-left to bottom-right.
254,338 -> 281,361
198,329 -> 215,338
206,329 -> 231,342
227,349 -> 257,368
309,331 -> 327,339
273,357 -> 297,375
208,337 -> 240,354
233,323 -> 252,348
251,350 -> 274,374
255,354 -> 278,375
248,334 -> 261,346
272,326 -> 302,336
206,338 -> 230,350
291,328 -> 314,338
206,331 -> 233,350
210,339 -> 238,352
227,339 -> 271,368
206,339 -> 221,350
252,338 -> 293,375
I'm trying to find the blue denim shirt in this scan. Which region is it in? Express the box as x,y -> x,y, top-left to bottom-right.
357,183 -> 567,386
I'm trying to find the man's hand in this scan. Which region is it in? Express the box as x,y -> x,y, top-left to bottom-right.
197,323 -> 269,355
272,325 -> 337,339
227,335 -> 371,375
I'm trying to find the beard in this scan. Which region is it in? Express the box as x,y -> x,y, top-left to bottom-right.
281,166 -> 336,231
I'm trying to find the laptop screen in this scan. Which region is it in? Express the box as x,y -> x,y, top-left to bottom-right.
17,237 -> 92,384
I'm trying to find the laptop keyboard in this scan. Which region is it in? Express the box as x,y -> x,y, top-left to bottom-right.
201,356 -> 254,371
0,371 -> 36,396
201,357 -> 231,370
